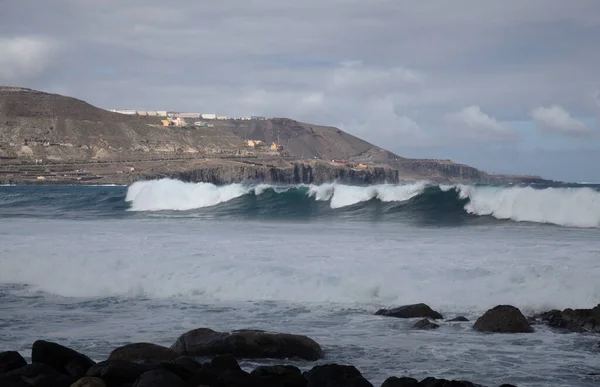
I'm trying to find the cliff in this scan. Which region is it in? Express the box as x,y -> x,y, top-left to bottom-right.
0,86 -> 550,185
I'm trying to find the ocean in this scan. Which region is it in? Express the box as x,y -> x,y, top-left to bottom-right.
1,179 -> 599,386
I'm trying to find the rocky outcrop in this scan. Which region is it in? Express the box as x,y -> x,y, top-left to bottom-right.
31,340 -> 95,379
533,304 -> 600,333
447,316 -> 470,322
108,343 -> 178,363
412,318 -> 440,330
381,376 -> 420,387
473,305 -> 533,333
0,351 -> 27,374
251,365 -> 306,387
86,360 -> 157,387
375,303 -> 443,320
170,328 -> 324,360
304,364 -> 373,387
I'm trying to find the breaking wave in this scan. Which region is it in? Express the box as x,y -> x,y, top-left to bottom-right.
122,179 -> 600,228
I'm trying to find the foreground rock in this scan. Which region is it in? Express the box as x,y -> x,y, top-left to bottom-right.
171,328 -> 323,360
412,319 -> 440,330
375,303 -> 443,320
533,304 -> 600,333
473,305 -> 533,333
447,316 -> 469,322
304,364 -> 373,387
32,340 -> 95,379
0,351 -> 27,373
108,343 -> 178,363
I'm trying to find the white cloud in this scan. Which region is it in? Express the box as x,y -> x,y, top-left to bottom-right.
0,37 -> 58,83
445,105 -> 517,142
532,105 -> 591,136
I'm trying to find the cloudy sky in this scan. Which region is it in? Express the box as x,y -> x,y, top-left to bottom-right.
1,0 -> 599,182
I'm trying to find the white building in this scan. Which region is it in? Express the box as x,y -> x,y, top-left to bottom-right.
201,113 -> 216,120
177,113 -> 201,119
111,109 -> 137,115
156,111 -> 168,117
216,115 -> 229,120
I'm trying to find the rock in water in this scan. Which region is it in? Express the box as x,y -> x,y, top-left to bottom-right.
380,376 -> 420,387
473,305 -> 533,333
535,305 -> 600,333
108,343 -> 178,363
132,369 -> 187,387
170,328 -> 323,360
0,351 -> 27,373
251,365 -> 306,387
375,303 -> 443,320
71,377 -> 107,387
31,340 -> 96,379
447,316 -> 469,322
304,364 -> 373,387
412,318 -> 440,330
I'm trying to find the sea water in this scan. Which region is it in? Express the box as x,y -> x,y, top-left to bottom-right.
1,180 -> 599,386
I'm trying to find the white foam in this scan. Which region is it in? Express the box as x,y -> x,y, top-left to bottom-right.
457,185 -> 600,228
126,179 -> 251,211
307,182 -> 426,209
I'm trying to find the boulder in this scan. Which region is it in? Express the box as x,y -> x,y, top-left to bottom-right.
171,328 -> 323,360
412,318 -> 440,330
534,305 -> 600,333
1,363 -> 62,379
380,376 -> 419,387
251,365 -> 306,387
132,369 -> 186,387
0,351 -> 27,373
86,360 -> 156,387
304,364 -> 373,387
71,377 -> 107,387
32,340 -> 95,379
420,377 -> 481,387
108,343 -> 178,363
157,357 -> 204,383
447,316 -> 469,322
375,303 -> 443,320
209,355 -> 242,373
473,305 -> 533,333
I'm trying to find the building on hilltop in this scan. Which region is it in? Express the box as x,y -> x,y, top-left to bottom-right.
201,113 -> 216,120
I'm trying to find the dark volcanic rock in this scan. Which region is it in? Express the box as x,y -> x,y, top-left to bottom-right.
108,343 -> 178,363
304,364 -> 373,387
31,340 -> 95,379
86,360 -> 156,387
412,318 -> 440,330
380,376 -> 420,387
534,305 -> 600,333
447,316 -> 469,322
72,377 -> 107,387
251,365 -> 306,387
157,357 -> 203,383
420,377 -> 481,386
0,363 -> 72,387
0,351 -> 27,373
473,305 -> 533,333
171,328 -> 323,360
132,369 -> 186,387
375,303 -> 443,320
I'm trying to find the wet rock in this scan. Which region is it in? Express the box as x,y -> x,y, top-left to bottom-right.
171,328 -> 323,360
108,343 -> 178,363
71,377 -> 107,387
1,363 -> 62,379
420,377 -> 481,387
31,340 -> 95,379
380,376 -> 419,387
209,355 -> 242,373
473,305 -> 533,333
157,357 -> 203,383
0,351 -> 27,373
534,305 -> 600,333
86,360 -> 156,387
412,318 -> 440,330
251,365 -> 306,387
132,369 -> 186,387
375,303 -> 443,320
447,316 -> 469,322
304,364 -> 373,387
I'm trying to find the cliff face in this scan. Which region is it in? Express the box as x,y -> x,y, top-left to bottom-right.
172,162 -> 400,185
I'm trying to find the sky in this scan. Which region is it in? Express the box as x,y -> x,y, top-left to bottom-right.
1,0 -> 599,182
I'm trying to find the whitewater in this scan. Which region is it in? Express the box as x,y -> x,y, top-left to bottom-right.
1,181 -> 599,386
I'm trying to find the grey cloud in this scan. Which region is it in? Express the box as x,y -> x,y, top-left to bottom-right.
0,36 -> 59,83
532,105 -> 593,137
444,106 -> 517,142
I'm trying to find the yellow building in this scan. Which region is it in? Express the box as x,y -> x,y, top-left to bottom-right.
270,142 -> 281,151
247,140 -> 263,147
358,163 -> 368,168
161,119 -> 171,127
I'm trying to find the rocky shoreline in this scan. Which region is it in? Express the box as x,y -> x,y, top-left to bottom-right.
2,303 -> 598,387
